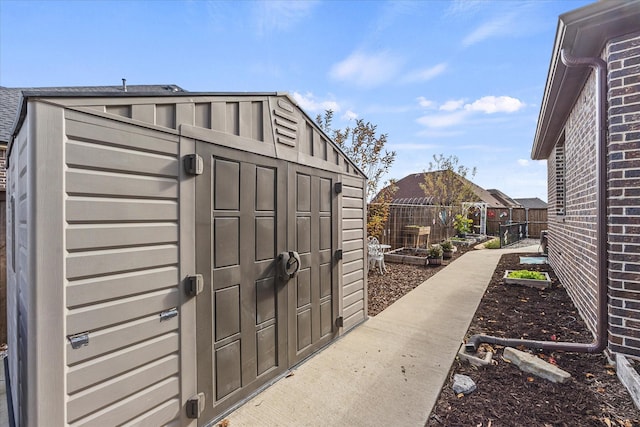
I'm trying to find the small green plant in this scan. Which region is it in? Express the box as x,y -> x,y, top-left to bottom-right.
427,245 -> 443,258
453,214 -> 473,236
507,270 -> 547,280
440,240 -> 453,252
484,238 -> 501,249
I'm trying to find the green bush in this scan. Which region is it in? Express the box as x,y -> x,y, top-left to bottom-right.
507,270 -> 547,280
427,245 -> 443,258
440,240 -> 453,251
484,239 -> 500,249
453,214 -> 473,235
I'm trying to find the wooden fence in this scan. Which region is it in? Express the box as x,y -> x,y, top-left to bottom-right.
485,207 -> 547,239
374,203 -> 547,250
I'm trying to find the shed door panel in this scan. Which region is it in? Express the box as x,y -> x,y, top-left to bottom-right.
195,143 -> 339,423
195,143 -> 287,424
288,166 -> 339,365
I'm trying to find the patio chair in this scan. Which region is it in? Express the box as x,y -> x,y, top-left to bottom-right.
368,237 -> 386,274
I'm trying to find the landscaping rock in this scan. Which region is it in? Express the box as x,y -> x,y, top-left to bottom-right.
452,374 -> 476,395
503,347 -> 571,383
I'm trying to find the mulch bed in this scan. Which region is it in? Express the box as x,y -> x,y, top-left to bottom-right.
367,243 -> 477,316
368,249 -> 640,427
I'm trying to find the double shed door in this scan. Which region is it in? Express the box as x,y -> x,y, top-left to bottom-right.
195,142 -> 339,423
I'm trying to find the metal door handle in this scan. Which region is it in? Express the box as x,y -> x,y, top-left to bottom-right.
278,251 -> 301,280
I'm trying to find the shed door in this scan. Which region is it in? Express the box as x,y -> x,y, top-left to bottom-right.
195,143 -> 288,423
194,143 -> 339,423
288,164 -> 339,365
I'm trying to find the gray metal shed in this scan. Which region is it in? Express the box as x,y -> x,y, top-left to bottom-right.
6,90 -> 368,426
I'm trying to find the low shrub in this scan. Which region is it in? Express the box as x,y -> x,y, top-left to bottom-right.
507,270 -> 547,280
484,239 -> 500,249
427,245 -> 443,258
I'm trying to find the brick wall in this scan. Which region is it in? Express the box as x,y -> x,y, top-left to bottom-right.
606,31 -> 640,358
547,68 -> 599,337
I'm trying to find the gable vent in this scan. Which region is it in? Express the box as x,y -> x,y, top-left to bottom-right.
274,99 -> 297,147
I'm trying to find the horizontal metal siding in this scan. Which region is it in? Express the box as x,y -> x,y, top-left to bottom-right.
64,112 -> 180,425
341,176 -> 366,331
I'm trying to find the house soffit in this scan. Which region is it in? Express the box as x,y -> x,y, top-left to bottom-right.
531,0 -> 640,160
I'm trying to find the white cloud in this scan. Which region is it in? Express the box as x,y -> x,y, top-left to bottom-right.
462,13 -> 517,47
329,51 -> 403,87
417,96 -> 435,109
342,110 -> 358,121
292,92 -> 340,113
254,1 -> 319,35
517,158 -> 529,166
416,111 -> 469,128
445,0 -> 486,17
401,63 -> 447,83
415,95 -> 526,132
440,99 -> 465,111
464,96 -> 525,114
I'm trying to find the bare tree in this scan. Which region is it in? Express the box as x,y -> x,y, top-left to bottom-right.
316,110 -> 396,238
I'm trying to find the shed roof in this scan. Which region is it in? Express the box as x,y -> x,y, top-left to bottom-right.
4,86 -> 367,179
531,0 -> 640,160
0,84 -> 186,144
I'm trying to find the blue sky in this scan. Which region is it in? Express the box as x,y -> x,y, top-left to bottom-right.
1,0 -> 593,201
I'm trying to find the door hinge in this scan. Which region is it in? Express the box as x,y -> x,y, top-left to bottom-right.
184,154 -> 204,175
335,316 -> 344,328
334,182 -> 343,194
334,249 -> 343,261
185,274 -> 204,297
186,392 -> 205,419
67,332 -> 89,349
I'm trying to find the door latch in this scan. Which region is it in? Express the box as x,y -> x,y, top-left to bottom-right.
159,308 -> 178,322
184,154 -> 203,175
68,332 -> 89,349
186,392 -> 205,418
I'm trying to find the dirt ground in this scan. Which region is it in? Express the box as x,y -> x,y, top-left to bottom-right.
368,248 -> 640,427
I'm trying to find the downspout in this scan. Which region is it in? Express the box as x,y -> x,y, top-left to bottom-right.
466,49 -> 608,354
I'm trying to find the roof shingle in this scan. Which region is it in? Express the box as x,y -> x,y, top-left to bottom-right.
0,84 -> 185,144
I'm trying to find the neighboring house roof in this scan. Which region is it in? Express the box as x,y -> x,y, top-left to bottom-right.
514,197 -> 548,209
377,172 -> 518,208
486,189 -> 522,208
531,0 -> 640,159
0,84 -> 186,144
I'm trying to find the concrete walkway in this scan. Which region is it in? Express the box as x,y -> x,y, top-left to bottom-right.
227,245 -> 539,427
